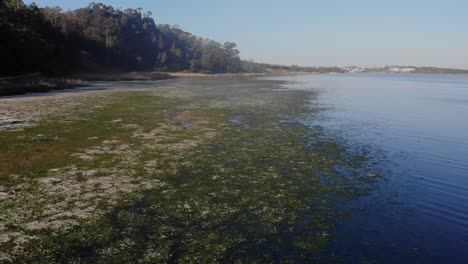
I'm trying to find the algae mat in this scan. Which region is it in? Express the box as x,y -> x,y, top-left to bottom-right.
0,78 -> 380,263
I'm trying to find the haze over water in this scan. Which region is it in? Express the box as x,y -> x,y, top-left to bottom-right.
268,73 -> 468,262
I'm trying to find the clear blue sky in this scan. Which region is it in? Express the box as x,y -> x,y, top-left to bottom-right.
25,0 -> 468,69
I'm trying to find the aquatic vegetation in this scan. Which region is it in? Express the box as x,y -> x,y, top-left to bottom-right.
0,78 -> 381,262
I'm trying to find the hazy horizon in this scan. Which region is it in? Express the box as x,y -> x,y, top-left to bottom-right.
25,0 -> 468,70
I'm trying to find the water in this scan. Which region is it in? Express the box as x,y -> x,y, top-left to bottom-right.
46,75 -> 468,261
266,73 -> 468,263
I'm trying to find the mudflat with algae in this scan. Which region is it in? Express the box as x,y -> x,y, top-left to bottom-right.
0,77 -> 380,263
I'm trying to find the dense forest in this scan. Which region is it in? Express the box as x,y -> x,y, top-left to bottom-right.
0,0 -> 242,75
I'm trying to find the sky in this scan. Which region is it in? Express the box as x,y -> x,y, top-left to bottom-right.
24,0 -> 468,69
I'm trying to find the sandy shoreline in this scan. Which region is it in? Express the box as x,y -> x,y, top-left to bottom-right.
167,72 -> 263,78
167,71 -> 319,78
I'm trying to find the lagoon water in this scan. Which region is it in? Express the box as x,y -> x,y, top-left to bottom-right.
268,73 -> 468,263
85,75 -> 468,262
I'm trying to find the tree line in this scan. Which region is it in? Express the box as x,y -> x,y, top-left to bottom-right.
241,60 -> 346,73
0,1 -> 242,75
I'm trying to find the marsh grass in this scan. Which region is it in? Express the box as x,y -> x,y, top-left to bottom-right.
0,72 -> 174,97
0,78 -> 88,97
72,72 -> 173,81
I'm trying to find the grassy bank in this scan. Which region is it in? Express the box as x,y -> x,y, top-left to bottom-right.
71,72 -> 174,81
0,72 -> 174,97
0,77 -> 88,97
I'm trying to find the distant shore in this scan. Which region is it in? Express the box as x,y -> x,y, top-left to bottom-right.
167,72 -> 262,78
167,71 -> 319,78
2,70 -> 416,97
4,71 -> 468,97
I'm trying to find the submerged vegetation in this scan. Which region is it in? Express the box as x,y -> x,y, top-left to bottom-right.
0,78 -> 381,262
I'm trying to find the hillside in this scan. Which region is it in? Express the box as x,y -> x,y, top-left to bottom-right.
0,1 -> 242,75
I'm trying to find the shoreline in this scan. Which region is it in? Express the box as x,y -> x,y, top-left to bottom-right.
166,71 -> 320,78
0,71 -> 318,97
3,71 -> 466,97
0,72 -> 174,97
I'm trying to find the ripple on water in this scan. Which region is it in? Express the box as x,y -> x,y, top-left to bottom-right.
265,73 -> 468,262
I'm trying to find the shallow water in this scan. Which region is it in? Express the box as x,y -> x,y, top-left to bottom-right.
8,77 -> 382,262
8,75 -> 466,262
264,73 -> 468,262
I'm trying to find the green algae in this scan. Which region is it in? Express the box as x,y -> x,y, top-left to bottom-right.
1,78 -> 382,263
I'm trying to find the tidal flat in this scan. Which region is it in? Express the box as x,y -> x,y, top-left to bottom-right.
0,78 -> 380,263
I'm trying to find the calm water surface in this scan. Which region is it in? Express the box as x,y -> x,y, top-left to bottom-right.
267,73 -> 468,263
